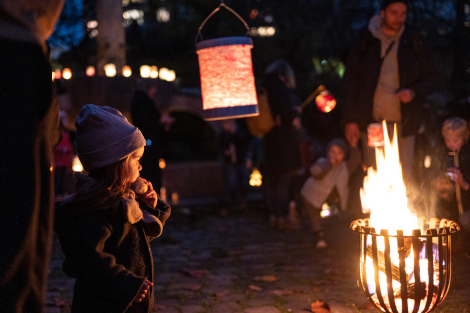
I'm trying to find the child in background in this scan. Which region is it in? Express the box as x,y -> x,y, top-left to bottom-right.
431,117 -> 470,256
55,104 -> 171,312
301,138 -> 349,248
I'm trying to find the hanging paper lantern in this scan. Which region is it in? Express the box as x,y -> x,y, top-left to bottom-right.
315,90 -> 336,113
196,36 -> 258,121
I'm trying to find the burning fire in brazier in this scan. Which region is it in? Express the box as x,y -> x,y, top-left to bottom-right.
351,122 -> 460,313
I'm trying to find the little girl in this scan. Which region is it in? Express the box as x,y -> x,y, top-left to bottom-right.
55,104 -> 171,313
300,138 -> 349,248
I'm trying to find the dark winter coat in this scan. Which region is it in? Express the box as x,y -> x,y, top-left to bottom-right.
260,73 -> 302,177
55,185 -> 170,313
341,25 -> 438,136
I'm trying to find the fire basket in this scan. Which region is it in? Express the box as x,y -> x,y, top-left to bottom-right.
351,218 -> 460,313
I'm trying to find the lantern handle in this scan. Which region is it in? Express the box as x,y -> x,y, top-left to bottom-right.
300,85 -> 326,111
195,2 -> 251,45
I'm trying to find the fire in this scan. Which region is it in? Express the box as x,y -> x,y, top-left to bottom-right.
360,121 -> 439,312
361,122 -> 418,235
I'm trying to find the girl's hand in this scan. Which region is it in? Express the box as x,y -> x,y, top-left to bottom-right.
447,167 -> 470,190
134,280 -> 153,303
136,179 -> 158,208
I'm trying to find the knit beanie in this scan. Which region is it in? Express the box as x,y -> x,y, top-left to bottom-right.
381,0 -> 408,10
75,104 -> 146,172
327,138 -> 349,158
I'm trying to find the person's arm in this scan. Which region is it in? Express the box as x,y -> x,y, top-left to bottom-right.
400,34 -> 438,102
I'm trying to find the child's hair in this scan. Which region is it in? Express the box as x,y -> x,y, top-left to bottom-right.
74,157 -> 132,211
441,117 -> 469,142
327,137 -> 349,157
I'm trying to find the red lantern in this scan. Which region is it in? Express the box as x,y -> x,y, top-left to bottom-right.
196,3 -> 258,121
315,90 -> 336,113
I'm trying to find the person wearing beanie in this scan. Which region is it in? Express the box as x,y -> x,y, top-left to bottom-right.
341,0 -> 438,190
300,138 -> 349,248
54,104 -> 171,313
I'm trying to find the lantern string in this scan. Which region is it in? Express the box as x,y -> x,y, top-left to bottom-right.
195,2 -> 251,45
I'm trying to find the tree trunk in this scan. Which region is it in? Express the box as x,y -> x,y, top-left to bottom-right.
96,0 -> 126,76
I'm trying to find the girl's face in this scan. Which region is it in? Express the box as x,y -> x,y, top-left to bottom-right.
127,147 -> 144,183
328,145 -> 345,166
444,133 -> 464,151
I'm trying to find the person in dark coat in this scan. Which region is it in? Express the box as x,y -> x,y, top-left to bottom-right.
131,82 -> 166,192
0,2 -> 65,312
341,0 -> 438,188
55,104 -> 171,313
260,59 -> 302,230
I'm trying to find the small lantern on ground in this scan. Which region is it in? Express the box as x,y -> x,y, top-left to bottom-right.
140,65 -> 150,78
196,2 -> 258,121
249,168 -> 262,187
104,63 -> 116,77
122,65 -> 132,77
54,69 -> 62,80
150,66 -> 158,78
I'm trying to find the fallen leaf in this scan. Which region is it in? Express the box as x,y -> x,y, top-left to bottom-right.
249,285 -> 262,291
181,283 -> 202,291
253,275 -> 277,282
270,289 -> 292,296
153,304 -> 166,310
311,300 -> 330,313
214,290 -> 229,297
182,268 -> 210,277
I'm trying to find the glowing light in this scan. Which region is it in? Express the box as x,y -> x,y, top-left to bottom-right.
249,168 -> 262,187
156,7 -> 170,22
140,65 -> 150,78
249,9 -> 258,19
122,65 -> 132,77
87,20 -> 98,29
424,155 -> 431,168
72,156 -> 83,172
159,67 -> 169,80
62,68 -> 72,80
52,71 -> 55,81
86,66 -> 95,76
315,90 -> 336,113
196,37 -> 258,120
150,66 -> 159,78
104,63 -> 116,77
166,70 -> 176,82
54,69 -> 62,80
159,158 -> 166,169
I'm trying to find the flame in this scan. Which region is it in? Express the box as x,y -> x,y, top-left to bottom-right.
361,121 -> 418,235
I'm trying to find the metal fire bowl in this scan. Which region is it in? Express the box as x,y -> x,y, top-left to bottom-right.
350,218 -> 460,313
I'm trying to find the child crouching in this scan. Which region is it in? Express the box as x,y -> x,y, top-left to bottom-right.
301,138 -> 349,248
55,104 -> 171,313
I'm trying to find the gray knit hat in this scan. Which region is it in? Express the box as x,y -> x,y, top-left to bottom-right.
75,104 -> 146,172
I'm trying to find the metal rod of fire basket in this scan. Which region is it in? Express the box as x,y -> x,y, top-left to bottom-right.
412,229 -> 423,312
423,229 -> 436,311
436,229 -> 445,306
382,229 -> 399,313
372,232 -> 390,312
396,230 -> 409,313
361,230 -> 372,298
438,227 -> 452,305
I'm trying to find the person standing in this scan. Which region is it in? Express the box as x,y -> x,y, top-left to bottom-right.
341,0 -> 438,188
260,60 -> 302,230
0,1 -> 65,312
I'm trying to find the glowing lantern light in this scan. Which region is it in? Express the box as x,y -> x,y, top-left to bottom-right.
104,63 -> 116,77
72,155 -> 83,172
52,71 -> 55,81
159,67 -> 168,80
54,69 -> 62,80
249,168 -> 262,187
315,90 -> 336,113
140,65 -> 150,78
166,70 -> 176,82
122,65 -> 132,77
159,158 -> 166,169
62,68 -> 72,80
196,2 -> 258,121
86,66 -> 95,76
150,66 -> 159,78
